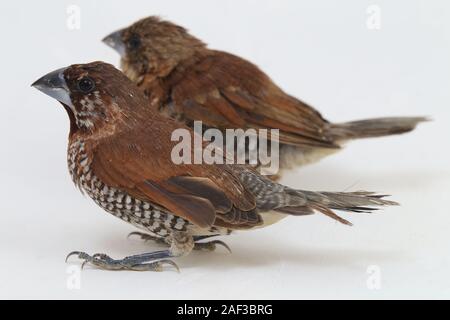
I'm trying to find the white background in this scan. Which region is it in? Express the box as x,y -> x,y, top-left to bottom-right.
0,0 -> 449,299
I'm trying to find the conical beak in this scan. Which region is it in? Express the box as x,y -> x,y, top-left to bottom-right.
31,67 -> 73,108
102,29 -> 126,57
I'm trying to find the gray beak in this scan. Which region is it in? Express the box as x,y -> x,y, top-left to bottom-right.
102,29 -> 126,57
31,67 -> 74,108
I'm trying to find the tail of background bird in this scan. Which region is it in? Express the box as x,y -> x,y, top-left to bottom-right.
329,117 -> 428,141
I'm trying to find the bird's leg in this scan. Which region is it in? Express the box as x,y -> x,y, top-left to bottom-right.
66,231 -> 194,272
128,231 -> 231,253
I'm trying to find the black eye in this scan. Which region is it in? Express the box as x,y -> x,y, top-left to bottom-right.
77,77 -> 95,93
127,34 -> 141,50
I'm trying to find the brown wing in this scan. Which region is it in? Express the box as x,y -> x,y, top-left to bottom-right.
161,51 -> 338,148
89,120 -> 257,228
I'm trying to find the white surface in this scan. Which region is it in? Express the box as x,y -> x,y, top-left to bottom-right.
0,0 -> 449,299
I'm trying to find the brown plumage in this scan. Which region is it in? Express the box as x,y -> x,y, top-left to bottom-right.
32,62 -> 397,271
103,16 -> 427,172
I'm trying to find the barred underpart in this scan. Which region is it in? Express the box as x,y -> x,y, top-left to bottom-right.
67,139 -> 223,238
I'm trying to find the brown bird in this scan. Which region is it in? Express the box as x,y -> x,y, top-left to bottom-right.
32,62 -> 397,271
103,16 -> 426,174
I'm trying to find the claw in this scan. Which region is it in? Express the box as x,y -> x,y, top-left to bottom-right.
66,251 -> 95,269
65,251 -> 83,263
212,240 -> 232,254
127,231 -> 146,240
127,232 -> 167,245
81,260 -> 89,270
194,240 -> 232,253
157,259 -> 180,273
193,234 -> 220,241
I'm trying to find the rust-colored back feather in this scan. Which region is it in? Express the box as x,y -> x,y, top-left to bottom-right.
152,51 -> 339,148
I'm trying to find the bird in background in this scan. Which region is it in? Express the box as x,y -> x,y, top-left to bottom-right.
103,16 -> 427,176
32,62 -> 397,271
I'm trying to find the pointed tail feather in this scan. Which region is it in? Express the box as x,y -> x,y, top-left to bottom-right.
330,116 -> 429,141
239,169 -> 398,226
278,190 -> 398,225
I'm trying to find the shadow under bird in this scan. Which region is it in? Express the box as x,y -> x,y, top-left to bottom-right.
103,16 -> 427,176
32,62 -> 397,271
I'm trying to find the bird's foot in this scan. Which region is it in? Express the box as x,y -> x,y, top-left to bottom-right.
128,232 -> 221,243
65,251 -> 179,272
193,240 -> 232,253
128,232 -> 231,253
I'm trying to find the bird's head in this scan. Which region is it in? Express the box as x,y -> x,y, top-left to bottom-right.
103,16 -> 206,81
32,61 -> 146,136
